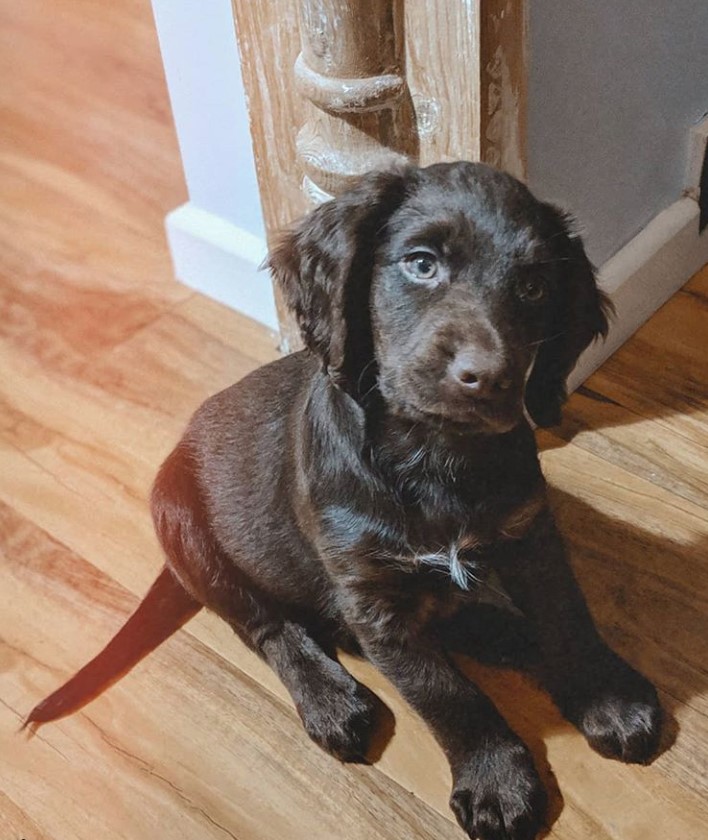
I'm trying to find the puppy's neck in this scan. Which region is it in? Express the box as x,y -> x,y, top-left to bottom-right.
367,404 -> 535,487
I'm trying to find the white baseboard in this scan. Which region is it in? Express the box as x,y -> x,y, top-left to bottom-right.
165,203 -> 279,332
568,195 -> 708,392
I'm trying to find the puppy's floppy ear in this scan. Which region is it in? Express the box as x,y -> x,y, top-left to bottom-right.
525,213 -> 612,427
268,168 -> 409,392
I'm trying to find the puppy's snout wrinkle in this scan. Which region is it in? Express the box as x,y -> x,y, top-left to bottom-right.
448,348 -> 513,400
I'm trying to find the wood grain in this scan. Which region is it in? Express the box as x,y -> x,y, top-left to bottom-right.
480,0 -> 527,178
1,1 -> 707,838
295,0 -> 413,199
403,0 -> 481,165
230,0 -> 309,349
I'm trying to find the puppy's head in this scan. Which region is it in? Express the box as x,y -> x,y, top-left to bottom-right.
269,162 -> 610,432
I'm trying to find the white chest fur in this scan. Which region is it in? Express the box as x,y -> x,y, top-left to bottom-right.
387,489 -> 546,589
408,536 -> 482,589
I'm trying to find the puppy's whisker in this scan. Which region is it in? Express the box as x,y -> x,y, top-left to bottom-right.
528,257 -> 573,266
360,375 -> 381,404
356,358 -> 377,394
523,330 -> 568,349
402,421 -> 423,445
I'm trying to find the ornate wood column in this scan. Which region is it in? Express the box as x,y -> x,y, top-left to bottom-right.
294,0 -> 414,202
231,0 -> 527,346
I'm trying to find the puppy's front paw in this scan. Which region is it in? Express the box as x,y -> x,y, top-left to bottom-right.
577,689 -> 662,764
450,740 -> 547,840
298,679 -> 379,763
560,652 -> 663,764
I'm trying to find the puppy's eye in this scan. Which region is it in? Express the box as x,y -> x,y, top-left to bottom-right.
402,251 -> 439,282
517,276 -> 547,302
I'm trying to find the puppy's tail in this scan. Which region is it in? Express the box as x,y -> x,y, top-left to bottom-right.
23,565 -> 200,730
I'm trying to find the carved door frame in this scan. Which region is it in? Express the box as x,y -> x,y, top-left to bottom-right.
231,0 -> 526,347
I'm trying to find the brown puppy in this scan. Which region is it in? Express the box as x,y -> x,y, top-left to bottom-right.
27,162 -> 662,840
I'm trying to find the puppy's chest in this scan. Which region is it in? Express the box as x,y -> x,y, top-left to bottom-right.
379,484 -> 546,590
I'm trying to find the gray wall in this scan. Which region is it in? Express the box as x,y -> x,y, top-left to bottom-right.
527,1 -> 708,266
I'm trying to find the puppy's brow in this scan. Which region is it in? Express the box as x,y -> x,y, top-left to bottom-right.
398,219 -> 464,252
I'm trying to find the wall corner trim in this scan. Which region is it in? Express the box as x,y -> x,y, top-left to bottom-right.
569,195 -> 708,392
165,203 -> 278,332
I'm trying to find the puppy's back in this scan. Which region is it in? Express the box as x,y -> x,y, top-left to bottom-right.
180,351 -> 329,604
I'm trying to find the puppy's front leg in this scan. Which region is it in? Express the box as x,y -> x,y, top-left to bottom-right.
250,620 -> 380,763
342,592 -> 547,840
495,512 -> 662,764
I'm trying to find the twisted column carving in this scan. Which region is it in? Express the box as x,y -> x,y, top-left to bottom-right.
295,0 -> 414,201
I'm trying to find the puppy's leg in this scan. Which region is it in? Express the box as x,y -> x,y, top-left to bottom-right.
153,447 -> 378,762
230,615 -> 380,763
495,512 -> 663,764
342,591 -> 547,840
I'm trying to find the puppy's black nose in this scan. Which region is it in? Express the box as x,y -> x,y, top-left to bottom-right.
448,351 -> 512,399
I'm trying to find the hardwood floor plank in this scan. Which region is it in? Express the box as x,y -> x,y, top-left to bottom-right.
588,266 -> 708,437
0,789 -> 51,840
0,0 -> 186,229
551,392 -> 708,511
550,267 -> 708,510
1,501 -> 461,840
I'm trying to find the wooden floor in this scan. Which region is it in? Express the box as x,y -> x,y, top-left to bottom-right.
1,2 -> 707,838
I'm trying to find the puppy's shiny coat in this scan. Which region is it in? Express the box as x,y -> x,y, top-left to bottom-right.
27,163 -> 662,840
